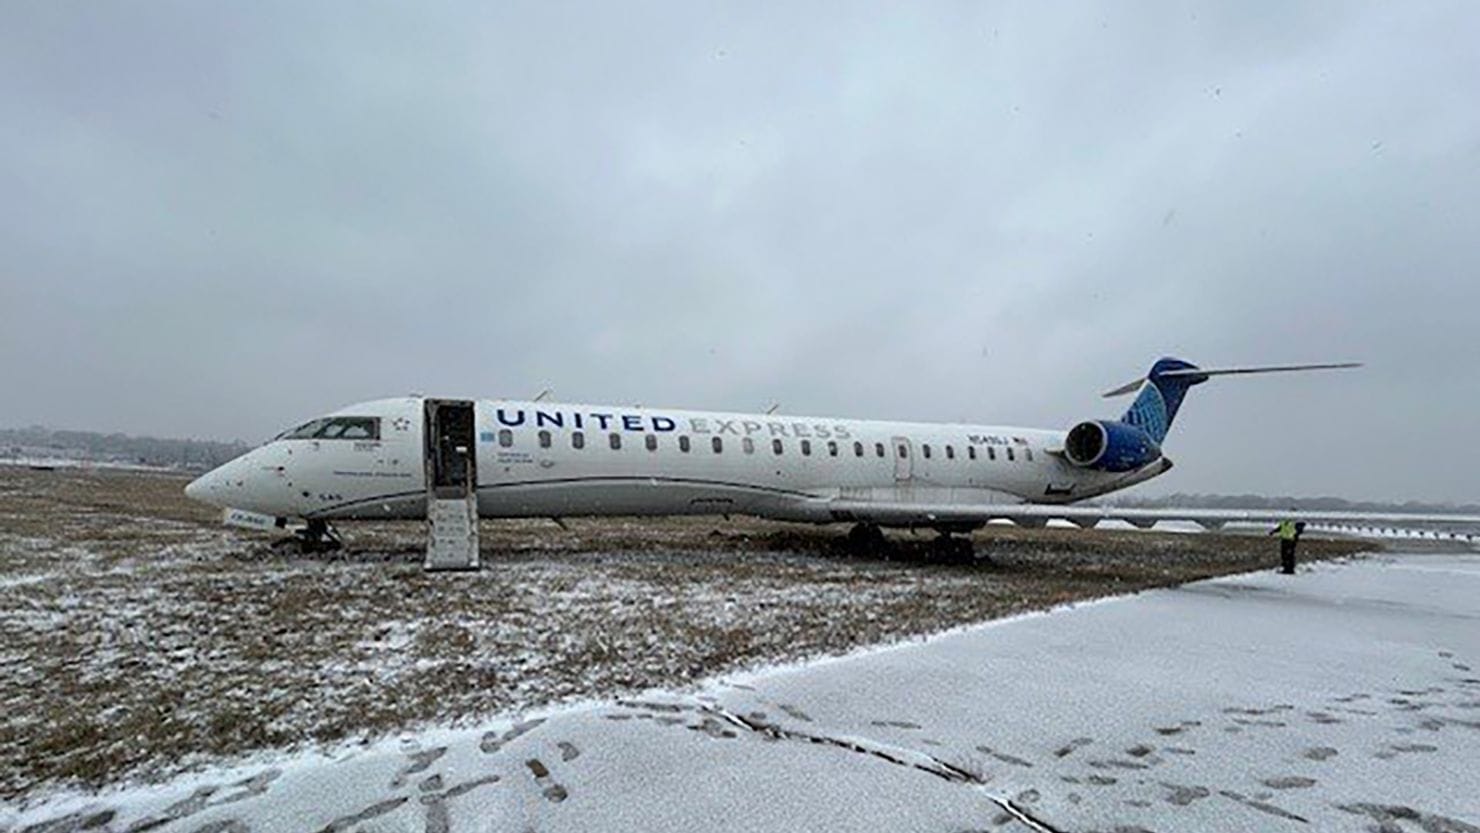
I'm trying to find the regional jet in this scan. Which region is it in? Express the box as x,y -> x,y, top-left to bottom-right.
183,357 -> 1478,566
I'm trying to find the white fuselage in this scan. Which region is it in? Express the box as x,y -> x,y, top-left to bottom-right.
186,397 -> 1159,528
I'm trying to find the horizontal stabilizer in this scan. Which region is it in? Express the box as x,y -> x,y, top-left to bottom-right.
1159,361 -> 1362,379
1101,378 -> 1147,398
1103,361 -> 1361,398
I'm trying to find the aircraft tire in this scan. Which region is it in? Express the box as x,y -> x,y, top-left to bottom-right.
846,523 -> 889,556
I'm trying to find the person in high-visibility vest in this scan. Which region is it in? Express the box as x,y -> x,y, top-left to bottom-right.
1268,518 -> 1303,574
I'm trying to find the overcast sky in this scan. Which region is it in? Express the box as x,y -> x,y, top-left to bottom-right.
2,2 -> 1477,502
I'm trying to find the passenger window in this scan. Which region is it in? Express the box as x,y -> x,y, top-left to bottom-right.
679,436 -> 691,453
498,429 -> 513,448
968,446 -> 977,460
645,434 -> 658,451
923,444 -> 932,459
876,443 -> 885,457
743,437 -> 755,454
1006,447 -> 1016,462
827,440 -> 838,457
538,430 -> 552,449
946,445 -> 955,460
773,439 -> 784,455
1025,448 -> 1034,462
853,441 -> 864,457
712,437 -> 723,453
609,433 -> 622,450
801,439 -> 812,456
987,446 -> 996,461
897,444 -> 908,458
572,431 -> 585,449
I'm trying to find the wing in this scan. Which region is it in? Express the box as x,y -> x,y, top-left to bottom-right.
824,498 -> 1480,534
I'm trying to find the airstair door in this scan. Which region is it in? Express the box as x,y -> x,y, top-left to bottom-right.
891,436 -> 912,482
424,399 -> 480,571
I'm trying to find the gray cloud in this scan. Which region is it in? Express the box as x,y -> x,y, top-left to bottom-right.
2,2 -> 1477,502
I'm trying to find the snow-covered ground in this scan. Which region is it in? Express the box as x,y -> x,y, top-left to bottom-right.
10,465 -> 1377,805
0,458 -> 183,475
7,551 -> 1477,832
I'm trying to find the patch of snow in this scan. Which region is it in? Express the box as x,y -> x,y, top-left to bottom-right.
11,552 -> 1477,832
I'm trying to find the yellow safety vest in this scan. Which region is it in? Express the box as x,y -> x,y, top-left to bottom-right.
1279,520 -> 1298,541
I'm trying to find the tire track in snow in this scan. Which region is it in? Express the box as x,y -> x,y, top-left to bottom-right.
691,702 -> 1066,833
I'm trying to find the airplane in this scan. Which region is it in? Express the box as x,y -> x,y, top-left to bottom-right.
182,357 -> 1478,566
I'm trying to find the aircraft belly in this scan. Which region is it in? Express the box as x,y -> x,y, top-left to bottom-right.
475,477 -> 795,519
315,491 -> 427,520
836,485 -> 1019,505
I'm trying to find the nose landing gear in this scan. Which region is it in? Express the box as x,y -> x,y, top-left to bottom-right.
285,519 -> 342,554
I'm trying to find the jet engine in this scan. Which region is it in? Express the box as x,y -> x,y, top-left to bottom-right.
1063,420 -> 1161,472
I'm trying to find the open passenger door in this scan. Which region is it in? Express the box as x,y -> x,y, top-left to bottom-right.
423,399 -> 480,571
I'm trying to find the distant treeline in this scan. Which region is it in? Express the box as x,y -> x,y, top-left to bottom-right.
1112,492 -> 1480,516
0,426 -> 251,471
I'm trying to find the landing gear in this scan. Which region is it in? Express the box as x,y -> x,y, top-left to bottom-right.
930,530 -> 978,564
294,519 -> 343,554
846,522 -> 889,555
842,523 -> 984,564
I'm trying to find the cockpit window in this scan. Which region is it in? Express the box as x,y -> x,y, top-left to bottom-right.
277,419 -> 322,440
281,416 -> 380,440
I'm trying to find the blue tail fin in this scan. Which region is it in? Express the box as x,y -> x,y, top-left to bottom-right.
1121,357 -> 1209,443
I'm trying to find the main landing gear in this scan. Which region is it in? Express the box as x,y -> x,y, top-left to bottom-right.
930,531 -> 977,563
846,522 -> 889,553
845,523 -> 982,564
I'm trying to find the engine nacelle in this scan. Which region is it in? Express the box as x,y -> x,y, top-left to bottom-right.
1064,420 -> 1161,472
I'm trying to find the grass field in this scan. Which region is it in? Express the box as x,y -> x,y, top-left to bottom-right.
0,465 -> 1369,801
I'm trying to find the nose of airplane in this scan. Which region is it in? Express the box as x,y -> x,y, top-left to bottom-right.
183,447 -> 292,515
184,467 -> 222,505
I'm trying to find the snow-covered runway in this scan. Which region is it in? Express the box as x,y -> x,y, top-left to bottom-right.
10,551 -> 1480,832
